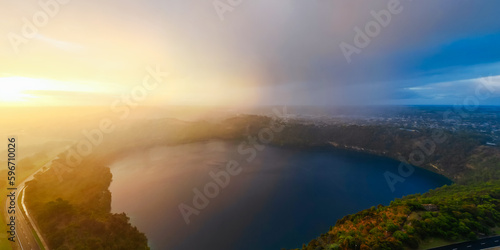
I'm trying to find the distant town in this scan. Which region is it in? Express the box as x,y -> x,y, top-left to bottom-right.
250,106 -> 500,146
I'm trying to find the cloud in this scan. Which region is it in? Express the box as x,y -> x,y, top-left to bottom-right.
388,75 -> 500,105
34,35 -> 84,52
3,0 -> 500,105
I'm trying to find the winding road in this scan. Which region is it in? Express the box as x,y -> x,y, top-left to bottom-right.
4,170 -> 49,250
429,236 -> 500,250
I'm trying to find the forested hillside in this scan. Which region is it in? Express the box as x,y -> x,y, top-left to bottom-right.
25,158 -> 149,250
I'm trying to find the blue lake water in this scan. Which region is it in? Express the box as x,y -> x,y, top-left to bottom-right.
109,140 -> 452,250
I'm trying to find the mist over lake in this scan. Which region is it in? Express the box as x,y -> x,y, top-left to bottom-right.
109,140 -> 452,250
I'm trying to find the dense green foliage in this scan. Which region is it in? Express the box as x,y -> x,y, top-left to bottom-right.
25,160 -> 149,250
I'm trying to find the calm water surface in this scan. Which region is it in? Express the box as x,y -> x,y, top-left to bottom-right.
109,140 -> 452,250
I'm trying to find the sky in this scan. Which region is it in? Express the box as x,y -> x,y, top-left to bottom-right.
1,0 -> 500,106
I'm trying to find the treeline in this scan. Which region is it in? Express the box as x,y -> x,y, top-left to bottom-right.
25,158 -> 149,250
217,115 -> 487,182
95,115 -> 489,182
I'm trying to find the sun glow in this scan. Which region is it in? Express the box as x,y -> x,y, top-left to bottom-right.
0,77 -> 46,103
0,77 -> 113,106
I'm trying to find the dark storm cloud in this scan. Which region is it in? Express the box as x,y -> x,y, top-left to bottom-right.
156,0 -> 500,104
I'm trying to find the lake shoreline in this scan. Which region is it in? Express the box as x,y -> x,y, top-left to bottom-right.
108,140 -> 452,249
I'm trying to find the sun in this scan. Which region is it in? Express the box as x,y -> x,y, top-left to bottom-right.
0,77 -> 42,103
0,76 -> 118,106
0,76 -> 87,105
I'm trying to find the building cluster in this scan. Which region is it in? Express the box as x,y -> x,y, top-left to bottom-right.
276,107 -> 500,146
